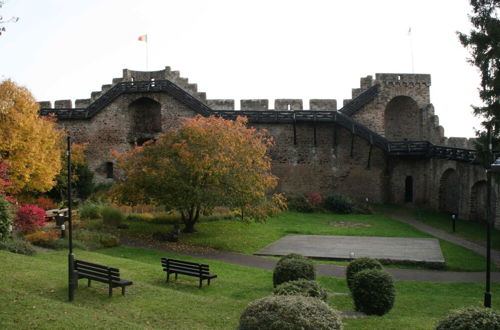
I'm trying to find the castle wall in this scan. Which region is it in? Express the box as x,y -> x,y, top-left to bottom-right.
58,92 -> 196,179
254,122 -> 387,203
42,67 -> 499,226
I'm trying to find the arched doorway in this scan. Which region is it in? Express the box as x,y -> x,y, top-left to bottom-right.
470,180 -> 488,222
384,96 -> 421,140
129,97 -> 162,145
404,176 -> 413,202
438,168 -> 460,214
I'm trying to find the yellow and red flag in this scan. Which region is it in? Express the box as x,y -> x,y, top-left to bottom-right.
138,34 -> 147,42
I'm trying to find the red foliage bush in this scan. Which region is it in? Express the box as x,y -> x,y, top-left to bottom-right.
307,192 -> 323,207
14,204 -> 47,234
34,196 -> 57,210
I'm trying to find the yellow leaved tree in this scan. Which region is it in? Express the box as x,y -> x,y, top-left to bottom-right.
112,115 -> 286,233
0,80 -> 63,193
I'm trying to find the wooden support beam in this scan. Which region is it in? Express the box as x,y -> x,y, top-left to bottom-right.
350,133 -> 355,158
293,116 -> 297,146
313,119 -> 317,147
367,143 -> 373,169
332,124 -> 337,148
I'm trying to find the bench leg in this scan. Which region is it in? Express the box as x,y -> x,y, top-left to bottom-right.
109,286 -> 113,297
175,273 -> 178,280
122,286 -> 125,296
208,278 -> 211,286
88,279 -> 91,287
167,272 -> 170,282
199,278 -> 202,289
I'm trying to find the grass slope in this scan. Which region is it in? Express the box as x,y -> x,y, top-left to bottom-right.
1,247 -> 499,330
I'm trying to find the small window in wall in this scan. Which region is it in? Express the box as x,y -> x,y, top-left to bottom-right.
106,162 -> 114,179
405,176 -> 413,203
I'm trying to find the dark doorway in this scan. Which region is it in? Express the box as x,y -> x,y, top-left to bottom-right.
405,176 -> 413,202
106,162 -> 114,179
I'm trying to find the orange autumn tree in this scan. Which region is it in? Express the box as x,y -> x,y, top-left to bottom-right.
0,80 -> 63,193
112,115 -> 285,233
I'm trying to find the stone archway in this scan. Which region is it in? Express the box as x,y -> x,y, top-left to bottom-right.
129,97 -> 162,144
384,96 -> 421,140
469,180 -> 496,222
438,168 -> 459,214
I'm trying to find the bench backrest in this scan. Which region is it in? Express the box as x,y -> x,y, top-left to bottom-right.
161,258 -> 211,276
74,259 -> 121,282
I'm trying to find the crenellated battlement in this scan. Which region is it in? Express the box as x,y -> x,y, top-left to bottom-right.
38,66 -> 208,110
375,73 -> 431,86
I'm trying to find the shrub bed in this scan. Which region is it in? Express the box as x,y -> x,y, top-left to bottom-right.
238,295 -> 342,330
323,193 -> 356,214
285,194 -> 314,213
79,202 -> 103,220
273,279 -> 328,302
436,306 -> 500,330
351,269 -> 395,315
0,196 -> 12,241
0,235 -> 36,255
101,205 -> 124,227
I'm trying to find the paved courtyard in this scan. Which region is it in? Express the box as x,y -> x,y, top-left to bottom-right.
255,234 -> 445,265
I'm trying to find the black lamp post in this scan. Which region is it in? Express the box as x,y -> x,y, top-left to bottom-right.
67,136 -> 75,302
484,124 -> 500,307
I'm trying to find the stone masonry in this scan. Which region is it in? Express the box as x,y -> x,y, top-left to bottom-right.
39,67 -> 500,225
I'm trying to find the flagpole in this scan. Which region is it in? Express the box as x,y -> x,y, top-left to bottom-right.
146,39 -> 149,71
408,27 -> 415,73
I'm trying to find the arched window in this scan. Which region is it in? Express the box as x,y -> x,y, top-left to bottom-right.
129,97 -> 162,135
438,168 -> 460,214
384,96 -> 421,140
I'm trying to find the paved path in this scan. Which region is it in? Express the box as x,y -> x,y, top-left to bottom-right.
124,238 -> 500,283
380,209 -> 500,266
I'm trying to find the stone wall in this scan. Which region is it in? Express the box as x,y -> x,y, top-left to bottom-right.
40,67 -> 499,225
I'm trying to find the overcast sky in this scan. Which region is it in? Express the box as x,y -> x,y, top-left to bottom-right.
0,0 -> 483,138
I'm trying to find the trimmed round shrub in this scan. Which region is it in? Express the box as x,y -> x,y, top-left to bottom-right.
0,196 -> 13,241
273,255 -> 315,287
14,204 -> 47,234
436,306 -> 500,330
100,205 -> 124,227
273,279 -> 328,302
346,257 -> 383,291
238,295 -> 343,330
351,269 -> 395,315
323,193 -> 356,214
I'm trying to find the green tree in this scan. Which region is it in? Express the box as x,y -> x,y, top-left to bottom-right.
112,115 -> 284,233
458,0 -> 500,161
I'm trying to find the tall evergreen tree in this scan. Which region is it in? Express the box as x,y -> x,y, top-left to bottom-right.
458,0 -> 500,162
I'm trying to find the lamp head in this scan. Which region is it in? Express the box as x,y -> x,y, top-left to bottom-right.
491,157 -> 500,173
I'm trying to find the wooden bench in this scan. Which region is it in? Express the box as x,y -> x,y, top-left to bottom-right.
73,259 -> 133,297
161,258 -> 217,288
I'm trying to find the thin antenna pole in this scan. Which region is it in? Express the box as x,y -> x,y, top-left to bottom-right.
408,27 -> 415,73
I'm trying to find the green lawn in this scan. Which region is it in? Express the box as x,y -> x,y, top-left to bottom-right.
0,247 -> 498,330
122,211 -> 496,271
413,208 -> 500,250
